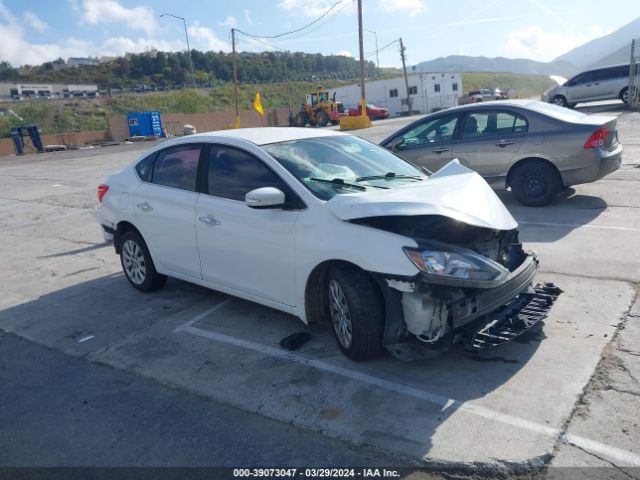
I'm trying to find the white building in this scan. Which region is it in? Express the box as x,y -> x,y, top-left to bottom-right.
0,82 -> 99,101
331,73 -> 462,115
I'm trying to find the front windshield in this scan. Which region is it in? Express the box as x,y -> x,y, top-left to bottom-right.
262,135 -> 425,200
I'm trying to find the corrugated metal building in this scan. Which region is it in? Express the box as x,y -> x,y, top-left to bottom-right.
331,73 -> 462,115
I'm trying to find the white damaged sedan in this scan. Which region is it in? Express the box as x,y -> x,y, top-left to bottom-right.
95,128 -> 560,360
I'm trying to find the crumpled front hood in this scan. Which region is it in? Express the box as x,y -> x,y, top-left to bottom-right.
326,160 -> 517,231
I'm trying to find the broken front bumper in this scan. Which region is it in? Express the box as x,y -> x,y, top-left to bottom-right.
378,253 -> 561,360
466,282 -> 562,350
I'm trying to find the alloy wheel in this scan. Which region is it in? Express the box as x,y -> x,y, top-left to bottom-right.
122,239 -> 146,285
328,279 -> 353,349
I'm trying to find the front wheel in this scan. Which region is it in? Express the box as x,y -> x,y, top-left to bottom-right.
510,160 -> 562,207
294,112 -> 308,127
120,231 -> 167,292
327,265 -> 384,361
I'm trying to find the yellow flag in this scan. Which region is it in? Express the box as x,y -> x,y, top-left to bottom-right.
252,92 -> 264,116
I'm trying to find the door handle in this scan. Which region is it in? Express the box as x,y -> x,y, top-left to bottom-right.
495,140 -> 516,148
432,147 -> 449,154
198,215 -> 221,226
136,202 -> 153,212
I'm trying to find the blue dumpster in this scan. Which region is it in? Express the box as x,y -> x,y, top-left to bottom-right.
127,111 -> 165,138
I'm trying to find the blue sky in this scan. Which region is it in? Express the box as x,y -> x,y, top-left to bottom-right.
1,0 -> 639,67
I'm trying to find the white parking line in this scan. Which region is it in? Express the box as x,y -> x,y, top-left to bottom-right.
519,221 -> 640,232
175,315 -> 640,467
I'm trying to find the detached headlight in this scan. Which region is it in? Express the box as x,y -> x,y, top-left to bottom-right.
404,245 -> 509,284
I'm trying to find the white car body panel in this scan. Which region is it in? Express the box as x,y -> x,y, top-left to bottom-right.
327,160 -> 518,231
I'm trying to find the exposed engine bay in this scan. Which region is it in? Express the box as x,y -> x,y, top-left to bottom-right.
355,215 -> 561,360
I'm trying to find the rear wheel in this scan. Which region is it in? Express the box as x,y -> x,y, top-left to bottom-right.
120,231 -> 167,292
315,110 -> 329,127
510,160 -> 562,207
294,111 -> 308,127
327,265 -> 384,361
552,95 -> 567,107
619,87 -> 637,104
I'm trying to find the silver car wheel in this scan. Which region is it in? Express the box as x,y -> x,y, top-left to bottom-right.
622,89 -> 629,103
122,239 -> 146,285
552,96 -> 565,106
329,279 -> 353,349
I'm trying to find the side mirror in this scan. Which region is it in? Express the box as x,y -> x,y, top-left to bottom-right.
245,187 -> 286,209
388,136 -> 405,151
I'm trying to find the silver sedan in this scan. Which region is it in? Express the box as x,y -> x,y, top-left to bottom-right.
380,100 -> 623,206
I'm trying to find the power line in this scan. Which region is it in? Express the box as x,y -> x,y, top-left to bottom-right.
235,0 -> 347,40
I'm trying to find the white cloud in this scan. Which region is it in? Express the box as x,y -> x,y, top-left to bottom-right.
80,0 -> 158,34
187,22 -> 230,52
243,8 -> 254,25
278,0 -> 351,18
99,36 -> 185,56
504,25 -> 587,61
379,0 -> 427,18
218,16 -> 238,28
336,49 -> 352,57
24,11 -> 48,32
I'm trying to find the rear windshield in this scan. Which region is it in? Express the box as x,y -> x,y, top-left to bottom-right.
526,101 -> 588,122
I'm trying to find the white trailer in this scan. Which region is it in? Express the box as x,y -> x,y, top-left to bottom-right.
331,73 -> 462,116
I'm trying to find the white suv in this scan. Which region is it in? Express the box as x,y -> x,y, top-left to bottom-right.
95,128 -> 557,360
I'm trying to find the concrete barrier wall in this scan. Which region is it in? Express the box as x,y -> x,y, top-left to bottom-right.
108,108 -> 292,142
1,108 -> 293,157
0,129 -> 112,157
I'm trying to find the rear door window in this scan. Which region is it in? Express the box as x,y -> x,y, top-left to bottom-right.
151,144 -> 201,191
461,111 -> 527,138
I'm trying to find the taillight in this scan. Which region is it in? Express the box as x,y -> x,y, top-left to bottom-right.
97,184 -> 109,203
583,128 -> 610,149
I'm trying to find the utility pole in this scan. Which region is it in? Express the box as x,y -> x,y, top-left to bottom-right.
339,0 -> 370,129
160,13 -> 196,88
399,37 -> 411,115
357,0 -> 366,119
284,60 -> 293,125
231,28 -> 240,128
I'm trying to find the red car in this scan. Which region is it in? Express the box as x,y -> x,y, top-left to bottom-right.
347,103 -> 390,120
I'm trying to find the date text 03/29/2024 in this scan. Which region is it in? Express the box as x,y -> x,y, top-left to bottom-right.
232,468 -> 401,478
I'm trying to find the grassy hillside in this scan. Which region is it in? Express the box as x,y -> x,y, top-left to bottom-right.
462,72 -> 556,98
0,73 -> 557,138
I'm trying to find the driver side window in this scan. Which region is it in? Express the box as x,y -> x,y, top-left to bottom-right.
207,145 -> 292,203
401,115 -> 458,148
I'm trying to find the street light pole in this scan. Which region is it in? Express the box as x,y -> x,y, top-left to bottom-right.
160,13 -> 196,89
364,29 -> 379,76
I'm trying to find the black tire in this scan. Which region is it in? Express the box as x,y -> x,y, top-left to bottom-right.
552,95 -> 567,107
510,160 -> 562,207
119,231 -> 167,292
294,111 -> 308,127
620,87 -> 634,104
568,103 -> 577,109
326,265 -> 384,361
315,110 -> 329,127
